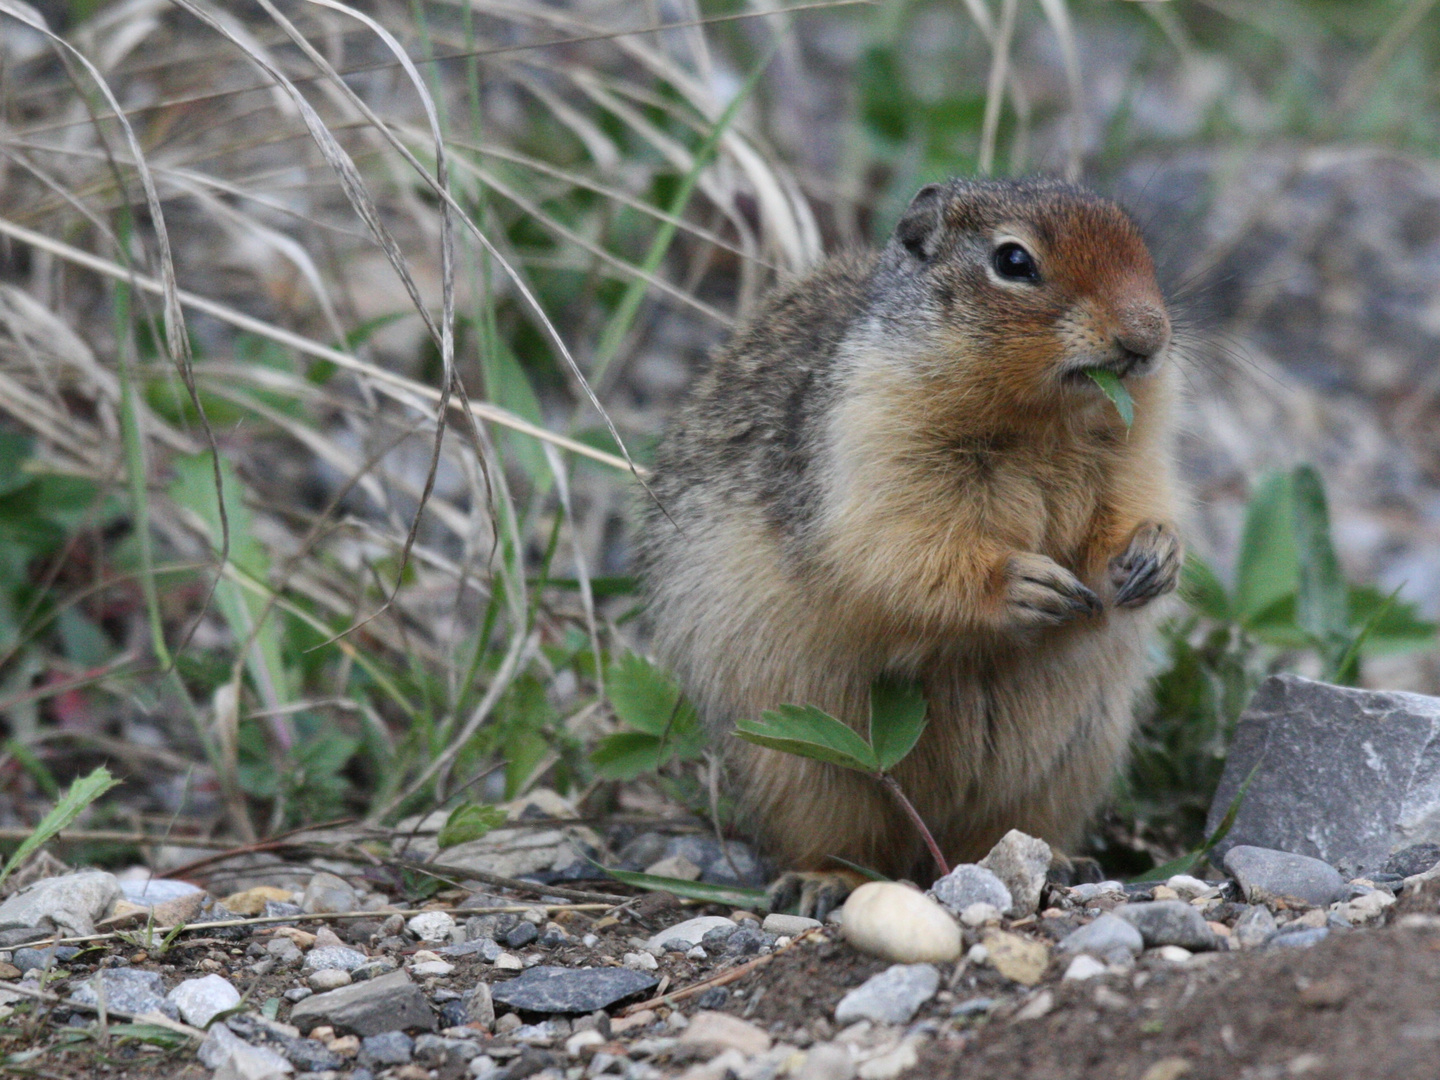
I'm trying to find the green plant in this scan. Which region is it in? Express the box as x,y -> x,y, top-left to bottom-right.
734,677 -> 944,876
592,653 -> 705,782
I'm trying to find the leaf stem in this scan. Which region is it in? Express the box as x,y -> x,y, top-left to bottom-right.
878,773 -> 950,878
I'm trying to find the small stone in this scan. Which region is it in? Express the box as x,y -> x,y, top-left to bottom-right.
0,871 -> 121,937
1265,926 -> 1330,949
1063,955 -> 1107,981
304,947 -> 368,973
978,830 -> 1052,917
981,930 -> 1049,986
284,988 -> 312,1003
686,945 -> 707,960
501,921 -> 539,949
1164,875 -> 1215,899
1153,945 -> 1192,963
611,1009 -> 656,1035
1059,913 -> 1145,961
840,882 -> 962,964
1150,885 -> 1180,902
1224,846 -> 1348,907
565,1028 -> 605,1056
1113,902 -> 1217,951
493,953 -> 523,971
359,1031 -> 413,1067
930,864 -> 1013,915
466,983 -> 495,1028
1341,889 -> 1396,923
646,916 -> 736,952
440,938 -> 501,961
489,966 -> 658,1014
198,1023 -> 294,1079
623,951 -> 658,971
1383,843 -> 1440,879
1139,1057 -> 1193,1080
1011,988 -> 1055,1022
351,958 -> 398,982
856,1036 -> 921,1080
267,938 -> 303,965
288,969 -> 436,1036
643,855 -> 702,881
797,1043 -> 856,1080
68,969 -> 166,1015
493,1013 -> 522,1035
1233,905 -> 1278,949
309,970 -> 352,991
165,973 -> 240,1027
677,1010 -> 770,1056
959,903 -> 1002,928
1070,881 -> 1126,904
761,913 -> 821,937
407,912 -> 457,942
302,873 -> 358,915
833,963 -> 939,1025
410,959 -> 454,977
722,925 -> 765,956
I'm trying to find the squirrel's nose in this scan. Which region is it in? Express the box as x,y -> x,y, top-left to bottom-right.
1115,304 -> 1170,360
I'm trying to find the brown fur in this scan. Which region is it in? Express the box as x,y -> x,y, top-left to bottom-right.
637,178 -> 1182,882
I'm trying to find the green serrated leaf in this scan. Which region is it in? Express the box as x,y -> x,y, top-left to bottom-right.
735,705 -> 879,773
590,732 -> 665,781
602,867 -> 768,909
868,677 -> 927,771
606,653 -> 695,738
1086,368 -> 1134,429
0,765 -> 120,888
1347,585 -> 1438,653
437,802 -> 507,850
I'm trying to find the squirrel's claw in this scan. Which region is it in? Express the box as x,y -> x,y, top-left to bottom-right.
1003,553 -> 1102,627
767,870 -> 864,922
1110,522 -> 1182,608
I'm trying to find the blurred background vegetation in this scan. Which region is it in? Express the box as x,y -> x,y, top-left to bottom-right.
0,0 -> 1438,874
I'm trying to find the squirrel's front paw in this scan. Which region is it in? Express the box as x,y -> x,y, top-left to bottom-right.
1110,522 -> 1183,608
1002,553 -> 1102,627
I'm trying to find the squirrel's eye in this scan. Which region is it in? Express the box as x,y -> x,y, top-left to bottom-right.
992,242 -> 1039,283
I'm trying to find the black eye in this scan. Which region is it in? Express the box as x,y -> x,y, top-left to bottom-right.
992,242 -> 1039,283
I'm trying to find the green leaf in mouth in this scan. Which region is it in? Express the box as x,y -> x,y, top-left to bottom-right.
1086,368 -> 1135,429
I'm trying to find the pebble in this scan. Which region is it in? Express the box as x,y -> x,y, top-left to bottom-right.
1341,889 -> 1396,923
493,953 -> 523,971
565,1028 -> 606,1056
1059,913 -> 1145,961
677,1010 -> 771,1056
1062,955 -> 1108,981
289,969 -> 436,1036
1069,881 -> 1126,904
410,959 -> 455,977
643,854 -> 702,880
220,886 -> 296,916
646,916 -> 736,952
466,983 -> 495,1028
308,970 -> 352,991
407,912 -> 457,942
981,930 -> 1050,986
978,830 -> 1052,917
833,963 -> 939,1025
68,969 -> 167,1015
1153,945 -> 1193,963
1233,905 -> 1278,948
1265,925 -> 1330,949
118,878 -> 204,906
165,974 -> 240,1027
840,882 -> 962,963
1113,902 -> 1217,951
797,1042 -> 856,1080
198,1023 -> 294,1079
489,966 -> 658,1014
1384,842 -> 1440,878
623,951 -> 658,971
761,913 -> 821,937
284,987 -> 313,1003
1223,846 -> 1348,907
13,945 -> 78,973
930,864 -> 1012,915
301,873 -> 358,915
501,922 -> 539,950
0,871 -> 121,937
359,1030 -> 413,1067
856,1035 -> 922,1080
304,947 -> 368,973
439,938 -> 502,961
1165,875 -> 1217,899
1011,988 -> 1055,1022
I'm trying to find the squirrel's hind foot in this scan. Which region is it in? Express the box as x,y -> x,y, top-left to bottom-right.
767,869 -> 868,922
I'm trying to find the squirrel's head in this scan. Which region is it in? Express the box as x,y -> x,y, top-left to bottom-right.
876,178 -> 1169,416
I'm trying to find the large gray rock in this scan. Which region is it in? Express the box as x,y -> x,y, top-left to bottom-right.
1207,674 -> 1440,877
68,969 -> 168,1015
1112,902 -> 1218,951
287,969 -> 435,1036
0,871 -> 120,936
1223,846 -> 1348,907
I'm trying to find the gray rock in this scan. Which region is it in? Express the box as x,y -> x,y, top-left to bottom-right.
833,964 -> 940,1025
489,966 -> 658,1014
1383,842 -> 1440,878
466,982 -> 495,1027
165,973 -> 240,1027
978,831 -> 1052,917
119,879 -> 204,906
358,1030 -> 413,1067
615,833 -> 767,887
1224,846 -> 1348,907
198,1024 -> 293,1079
1265,925 -> 1331,949
1113,902 -> 1218,951
266,938 -> 303,965
0,871 -> 120,937
502,921 -> 539,949
303,946 -> 369,973
288,969 -> 436,1036
1057,913 -> 1145,960
1206,674 -> 1440,877
414,1033 -> 480,1068
350,958 -> 398,981
301,873 -> 358,915
68,969 -> 167,1015
1233,905 -> 1279,948
646,916 -> 736,952
225,1016 -> 343,1072
439,938 -> 501,961
13,945 -> 77,972
762,913 -> 821,937
930,864 -> 1012,915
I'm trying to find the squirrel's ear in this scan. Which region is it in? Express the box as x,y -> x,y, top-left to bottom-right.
895,184 -> 946,261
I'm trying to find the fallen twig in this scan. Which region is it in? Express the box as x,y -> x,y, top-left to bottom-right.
620,927 -> 825,1014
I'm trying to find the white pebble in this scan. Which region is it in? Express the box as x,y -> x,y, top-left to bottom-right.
1062,955 -> 1107,981
966,944 -> 988,965
959,902 -> 1002,928
493,953 -> 523,971
686,946 -> 707,960
840,882 -> 962,964
623,951 -> 659,971
1154,945 -> 1192,963
410,960 -> 454,977
407,911 -> 457,941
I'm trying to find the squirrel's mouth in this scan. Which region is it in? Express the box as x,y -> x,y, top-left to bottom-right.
1065,349 -> 1153,384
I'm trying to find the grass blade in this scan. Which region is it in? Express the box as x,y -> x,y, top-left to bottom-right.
0,765 -> 120,889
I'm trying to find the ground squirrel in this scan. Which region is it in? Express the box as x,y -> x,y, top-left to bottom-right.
638,177 -> 1182,912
